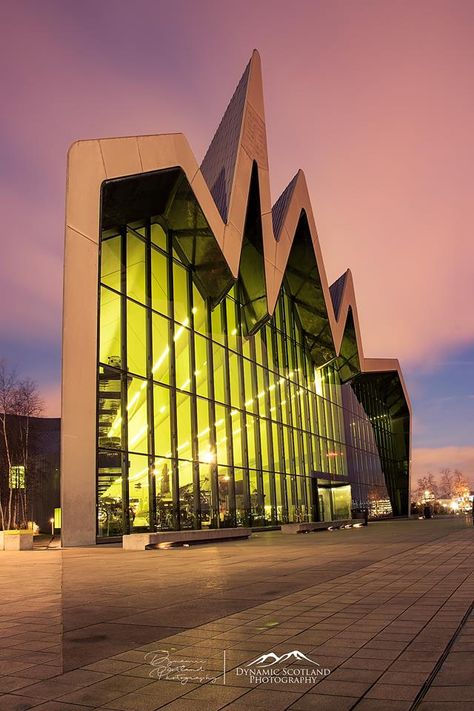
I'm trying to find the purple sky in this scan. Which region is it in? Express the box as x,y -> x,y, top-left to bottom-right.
1,0 -> 473,482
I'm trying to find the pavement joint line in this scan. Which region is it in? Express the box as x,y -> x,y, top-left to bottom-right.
253,538 -> 474,711
342,548 -> 474,711
408,599 -> 474,711
59,530 -> 473,671
2,520 -> 473,710
137,539 -> 473,700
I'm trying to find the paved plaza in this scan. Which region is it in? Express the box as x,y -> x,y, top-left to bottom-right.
0,517 -> 473,711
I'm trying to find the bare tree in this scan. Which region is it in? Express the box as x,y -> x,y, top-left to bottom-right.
0,360 -> 43,530
439,468 -> 453,498
415,474 -> 439,503
452,470 -> 471,500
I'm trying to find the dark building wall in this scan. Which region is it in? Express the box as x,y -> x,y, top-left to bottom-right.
0,415 -> 60,533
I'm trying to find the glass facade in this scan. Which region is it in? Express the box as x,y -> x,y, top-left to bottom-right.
342,385 -> 392,517
96,216 -> 398,537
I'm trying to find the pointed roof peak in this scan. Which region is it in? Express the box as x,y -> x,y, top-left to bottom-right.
329,270 -> 350,317
200,57 -> 252,221
272,172 -> 300,240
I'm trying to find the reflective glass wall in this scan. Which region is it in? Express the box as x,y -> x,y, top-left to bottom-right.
96,218 -> 353,536
342,385 -> 392,517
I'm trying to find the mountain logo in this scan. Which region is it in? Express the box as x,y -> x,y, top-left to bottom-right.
246,650 -> 320,667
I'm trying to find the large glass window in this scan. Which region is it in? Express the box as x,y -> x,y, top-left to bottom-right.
96,216 -> 380,537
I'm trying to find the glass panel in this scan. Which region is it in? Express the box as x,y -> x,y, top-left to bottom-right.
197,397 -> 212,463
194,335 -> 209,399
175,324 -> 191,392
245,415 -> 255,469
318,485 -> 333,522
127,300 -> 147,376
154,385 -> 171,457
176,391 -> 192,461
101,235 -> 121,292
151,222 -> 167,251
99,287 -> 121,367
97,449 -> 122,536
173,262 -> 189,326
200,463 -> 216,528
152,313 -> 170,384
151,248 -> 168,316
212,343 -> 226,404
228,351 -> 241,408
332,485 -> 351,520
192,285 -> 208,335
211,303 -> 225,344
97,365 -> 122,450
249,470 -> 264,525
215,405 -> 228,465
178,460 -> 194,529
218,466 -> 233,526
127,232 -> 145,304
226,299 -> 238,351
243,359 -> 255,412
262,471 -> 273,523
260,419 -> 270,471
128,453 -> 149,530
234,467 -> 247,525
127,376 -> 148,454
154,457 -> 173,529
232,414 -> 244,468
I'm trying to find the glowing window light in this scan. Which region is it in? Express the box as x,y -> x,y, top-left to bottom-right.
152,345 -> 169,374
245,399 -> 254,407
173,319 -> 189,341
9,466 -> 25,489
129,426 -> 148,447
201,449 -> 216,464
315,369 -> 323,396
127,392 -> 140,411
129,466 -> 148,481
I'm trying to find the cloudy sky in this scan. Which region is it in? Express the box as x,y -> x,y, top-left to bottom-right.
1,0 -> 473,483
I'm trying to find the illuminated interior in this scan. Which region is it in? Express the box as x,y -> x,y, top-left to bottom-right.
96,185 -> 400,537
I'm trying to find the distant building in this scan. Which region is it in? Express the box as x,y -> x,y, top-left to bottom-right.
61,51 -> 410,546
0,415 -> 60,533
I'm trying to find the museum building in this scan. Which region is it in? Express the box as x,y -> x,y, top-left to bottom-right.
61,51 -> 411,545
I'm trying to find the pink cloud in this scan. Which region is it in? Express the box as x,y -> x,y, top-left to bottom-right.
412,446 -> 474,484
1,0 -> 474,417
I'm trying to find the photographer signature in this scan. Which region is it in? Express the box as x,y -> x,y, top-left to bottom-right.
144,649 -> 218,684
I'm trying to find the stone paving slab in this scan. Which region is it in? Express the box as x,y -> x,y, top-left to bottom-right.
0,518 -> 473,710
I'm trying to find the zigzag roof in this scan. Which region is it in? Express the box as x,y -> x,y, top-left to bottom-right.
66,49 -> 411,422
195,50 -> 409,417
